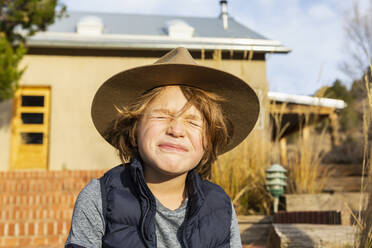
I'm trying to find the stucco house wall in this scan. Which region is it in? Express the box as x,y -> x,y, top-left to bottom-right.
0,53 -> 268,171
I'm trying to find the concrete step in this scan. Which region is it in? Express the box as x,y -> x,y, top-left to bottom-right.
322,164 -> 363,177
238,216 -> 272,246
267,224 -> 355,248
322,176 -> 364,192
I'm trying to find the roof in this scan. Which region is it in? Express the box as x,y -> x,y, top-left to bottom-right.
28,11 -> 290,53
48,12 -> 267,39
268,92 -> 347,109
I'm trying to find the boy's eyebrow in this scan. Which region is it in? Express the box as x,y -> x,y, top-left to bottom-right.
183,114 -> 203,121
150,109 -> 172,115
150,109 -> 202,121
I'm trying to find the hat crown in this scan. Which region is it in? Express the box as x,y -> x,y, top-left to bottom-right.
154,47 -> 197,65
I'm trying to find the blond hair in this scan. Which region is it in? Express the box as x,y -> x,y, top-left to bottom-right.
104,85 -> 233,179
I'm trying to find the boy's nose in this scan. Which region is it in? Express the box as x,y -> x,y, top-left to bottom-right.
166,118 -> 185,138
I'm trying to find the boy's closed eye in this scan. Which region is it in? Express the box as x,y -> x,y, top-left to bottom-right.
151,114 -> 169,120
149,113 -> 203,128
185,119 -> 203,128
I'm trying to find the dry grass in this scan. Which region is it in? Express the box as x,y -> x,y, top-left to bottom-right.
354,64 -> 372,248
211,107 -> 335,215
211,131 -> 272,215
285,123 -> 333,194
271,110 -> 333,194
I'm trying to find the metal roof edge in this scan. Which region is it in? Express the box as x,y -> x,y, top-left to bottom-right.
26,32 -> 291,53
268,91 -> 347,109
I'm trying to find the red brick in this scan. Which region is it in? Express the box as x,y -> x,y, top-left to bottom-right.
0,223 -> 4,236
7,223 -> 15,236
18,222 -> 25,236
47,222 -> 55,235
27,222 -> 35,235
37,222 -> 45,235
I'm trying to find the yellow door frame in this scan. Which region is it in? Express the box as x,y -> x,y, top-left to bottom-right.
9,86 -> 51,170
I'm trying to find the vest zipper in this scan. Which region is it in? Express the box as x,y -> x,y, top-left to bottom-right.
141,197 -> 150,248
181,204 -> 190,248
138,172 -> 153,248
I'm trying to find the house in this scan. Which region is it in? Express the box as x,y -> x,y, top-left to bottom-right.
0,2 -> 290,171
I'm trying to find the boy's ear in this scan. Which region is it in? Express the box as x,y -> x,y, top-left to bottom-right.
130,126 -> 138,147
130,135 -> 138,147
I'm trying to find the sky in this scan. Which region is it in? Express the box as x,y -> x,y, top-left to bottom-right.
60,0 -> 369,95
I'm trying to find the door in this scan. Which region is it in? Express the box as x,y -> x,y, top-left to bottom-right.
10,86 -> 50,170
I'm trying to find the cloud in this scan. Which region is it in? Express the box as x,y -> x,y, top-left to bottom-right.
232,0 -> 349,95
308,4 -> 336,20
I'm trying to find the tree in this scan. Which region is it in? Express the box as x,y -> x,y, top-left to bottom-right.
0,35 -> 26,101
324,79 -> 353,104
0,0 -> 66,102
341,0 -> 372,79
324,79 -> 359,132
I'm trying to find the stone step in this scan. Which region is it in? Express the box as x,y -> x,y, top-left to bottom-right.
285,193 -> 368,212
322,164 -> 363,177
267,224 -> 355,248
322,176 -> 363,192
238,216 -> 272,246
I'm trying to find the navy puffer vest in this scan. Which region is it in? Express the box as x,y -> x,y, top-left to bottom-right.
99,158 -> 232,248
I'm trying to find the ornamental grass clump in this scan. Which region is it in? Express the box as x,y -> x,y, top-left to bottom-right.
354,64 -> 372,248
211,130 -> 272,215
271,109 -> 333,194
286,121 -> 333,194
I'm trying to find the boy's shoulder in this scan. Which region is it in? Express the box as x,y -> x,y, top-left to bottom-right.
200,180 -> 230,201
197,180 -> 233,220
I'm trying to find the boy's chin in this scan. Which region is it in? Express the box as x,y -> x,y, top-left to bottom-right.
152,159 -> 198,177
157,163 -> 192,176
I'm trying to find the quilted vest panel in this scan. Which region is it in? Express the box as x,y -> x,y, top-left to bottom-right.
100,159 -> 232,248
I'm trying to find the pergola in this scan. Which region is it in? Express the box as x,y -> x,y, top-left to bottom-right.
268,92 -> 347,165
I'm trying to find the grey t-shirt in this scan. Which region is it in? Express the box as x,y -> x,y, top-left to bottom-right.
65,179 -> 242,248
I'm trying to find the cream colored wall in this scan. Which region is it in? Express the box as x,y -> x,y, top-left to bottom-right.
0,100 -> 12,171
198,59 -> 267,90
0,54 -> 268,171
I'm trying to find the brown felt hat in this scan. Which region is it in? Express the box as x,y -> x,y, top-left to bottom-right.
91,47 -> 260,154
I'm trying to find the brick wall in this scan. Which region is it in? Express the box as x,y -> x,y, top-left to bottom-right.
0,170 -> 262,247
0,170 -> 104,248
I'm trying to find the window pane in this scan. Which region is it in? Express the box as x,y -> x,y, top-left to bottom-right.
21,132 -> 43,144
21,96 -> 44,107
21,113 -> 44,124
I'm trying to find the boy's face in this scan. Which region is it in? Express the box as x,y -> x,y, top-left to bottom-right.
137,86 -> 205,178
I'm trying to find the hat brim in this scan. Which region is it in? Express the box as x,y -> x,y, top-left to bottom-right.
91,63 -> 260,154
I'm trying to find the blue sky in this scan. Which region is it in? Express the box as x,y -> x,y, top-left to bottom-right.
60,0 -> 367,95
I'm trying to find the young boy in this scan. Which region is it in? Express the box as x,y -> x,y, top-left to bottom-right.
65,47 -> 259,248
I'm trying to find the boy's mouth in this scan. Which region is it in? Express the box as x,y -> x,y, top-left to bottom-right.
158,143 -> 188,152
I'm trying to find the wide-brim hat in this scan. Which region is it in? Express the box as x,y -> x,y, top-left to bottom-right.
91,47 -> 260,154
